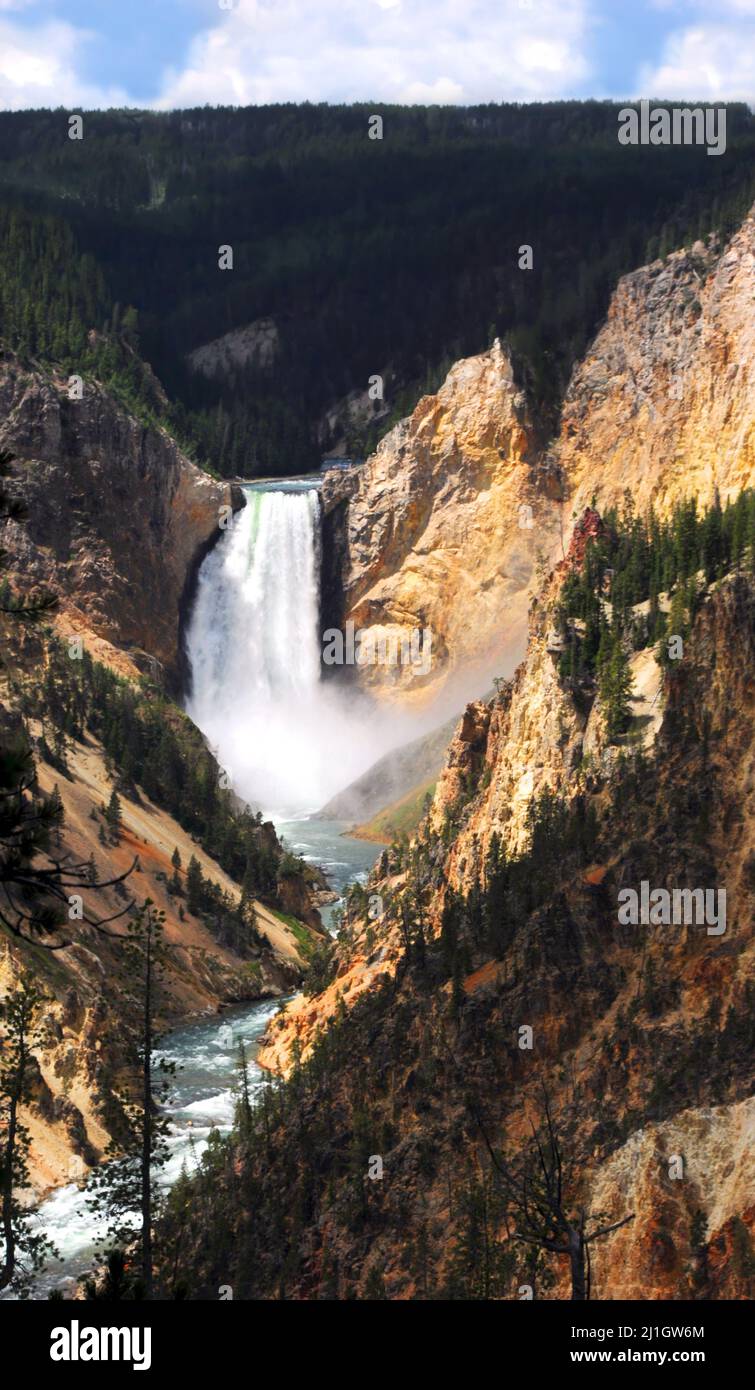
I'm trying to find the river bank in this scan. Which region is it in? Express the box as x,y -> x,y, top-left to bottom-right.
15,815 -> 381,1299
6,996 -> 281,1300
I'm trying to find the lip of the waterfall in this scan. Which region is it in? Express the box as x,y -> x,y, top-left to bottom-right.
240,473 -> 322,493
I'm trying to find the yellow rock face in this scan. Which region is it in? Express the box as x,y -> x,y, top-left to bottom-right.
560,213 -> 755,519
588,1097 -> 755,1301
329,338 -> 563,706
335,208 -> 755,708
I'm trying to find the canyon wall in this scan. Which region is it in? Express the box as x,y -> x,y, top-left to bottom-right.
326,208 -> 755,708
0,352 -> 242,684
559,210 -> 755,518
321,338 -> 564,706
258,545 -> 755,1299
2,726 -> 307,1198
258,205 -> 755,1282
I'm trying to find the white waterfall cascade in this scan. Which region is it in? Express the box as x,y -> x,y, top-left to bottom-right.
185,482 -> 405,816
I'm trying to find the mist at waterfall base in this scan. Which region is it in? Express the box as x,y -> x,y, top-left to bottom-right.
185,480 -> 420,818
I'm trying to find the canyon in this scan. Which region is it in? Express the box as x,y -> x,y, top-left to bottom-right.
252,543 -> 755,1302
246,210 -> 755,1300
0,355 -> 327,1200
1,201 -> 753,1301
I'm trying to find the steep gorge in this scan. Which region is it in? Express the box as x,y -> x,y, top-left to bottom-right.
0,360 -> 326,1199
226,543 -> 755,1301
197,212 -> 755,1301
2,196 -> 754,1299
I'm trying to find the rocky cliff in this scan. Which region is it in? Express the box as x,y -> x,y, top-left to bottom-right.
1,724 -> 309,1199
325,208 -> 755,708
250,549 -> 754,1301
0,352 -> 242,685
426,510 -> 652,874
321,338 -> 563,705
559,212 -> 755,519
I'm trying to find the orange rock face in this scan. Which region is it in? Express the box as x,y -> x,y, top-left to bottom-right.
329,209 -> 755,710
322,338 -> 561,705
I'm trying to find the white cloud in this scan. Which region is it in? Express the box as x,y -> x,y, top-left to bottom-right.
650,1 -> 755,13
639,21 -> 755,102
0,17 -> 127,109
155,0 -> 592,109
401,78 -> 464,104
1,0 -> 753,114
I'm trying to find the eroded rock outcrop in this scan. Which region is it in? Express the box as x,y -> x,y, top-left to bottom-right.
327,209 -> 755,708
322,338 -> 563,704
561,214 -> 755,518
0,353 -> 242,683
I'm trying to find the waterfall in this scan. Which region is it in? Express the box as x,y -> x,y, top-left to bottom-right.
185,482 -> 404,817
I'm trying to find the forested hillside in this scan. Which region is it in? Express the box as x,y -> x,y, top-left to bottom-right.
1,102 -> 755,476
159,498 -> 755,1300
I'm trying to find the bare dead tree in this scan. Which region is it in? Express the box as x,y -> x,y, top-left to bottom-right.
471,1086 -> 634,1300
432,1017 -> 633,1300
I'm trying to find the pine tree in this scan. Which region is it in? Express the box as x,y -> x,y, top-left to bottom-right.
186,855 -> 204,916
169,846 -> 182,895
86,901 -> 174,1299
0,740 -> 131,943
598,630 -> 635,742
82,1248 -> 138,1301
659,586 -> 688,669
701,490 -> 723,583
235,1039 -> 253,1141
105,788 -> 123,841
440,890 -> 460,977
0,975 -> 59,1293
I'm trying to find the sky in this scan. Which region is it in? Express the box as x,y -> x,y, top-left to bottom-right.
0,0 -> 754,112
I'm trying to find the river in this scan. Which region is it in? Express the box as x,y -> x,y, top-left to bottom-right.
17,476 -> 389,1298
20,816 -> 381,1298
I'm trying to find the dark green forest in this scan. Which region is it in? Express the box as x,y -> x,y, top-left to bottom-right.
1,102 -> 755,476
554,489 -> 755,739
